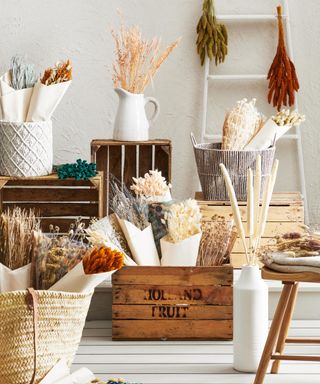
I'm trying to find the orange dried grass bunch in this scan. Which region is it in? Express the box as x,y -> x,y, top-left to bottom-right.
41,59 -> 72,86
112,22 -> 180,93
83,246 -> 124,274
267,6 -> 299,110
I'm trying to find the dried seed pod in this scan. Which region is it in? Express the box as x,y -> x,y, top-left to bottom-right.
267,6 -> 299,110
196,0 -> 228,66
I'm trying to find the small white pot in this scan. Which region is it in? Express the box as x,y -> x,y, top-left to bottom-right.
117,218 -> 160,266
233,265 -> 268,372
160,232 -> 202,266
113,88 -> 160,141
0,120 -> 53,177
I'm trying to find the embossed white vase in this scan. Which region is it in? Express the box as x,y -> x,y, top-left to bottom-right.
233,265 -> 268,372
0,120 -> 53,177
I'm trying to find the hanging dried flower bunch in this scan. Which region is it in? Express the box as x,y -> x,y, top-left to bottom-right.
112,21 -> 180,93
222,98 -> 264,150
267,6 -> 299,110
196,0 -> 228,65
164,199 -> 202,243
40,59 -> 72,85
130,170 -> 171,198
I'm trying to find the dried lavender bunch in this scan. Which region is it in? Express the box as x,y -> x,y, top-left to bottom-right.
109,174 -> 149,230
0,207 -> 40,270
10,55 -> 37,90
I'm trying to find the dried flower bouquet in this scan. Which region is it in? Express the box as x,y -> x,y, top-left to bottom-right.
160,199 -> 202,266
112,22 -> 180,93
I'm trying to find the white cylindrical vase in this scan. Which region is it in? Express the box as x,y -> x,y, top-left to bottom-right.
233,265 -> 268,372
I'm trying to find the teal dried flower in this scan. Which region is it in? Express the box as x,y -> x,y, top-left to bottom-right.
57,159 -> 97,180
10,55 -> 37,90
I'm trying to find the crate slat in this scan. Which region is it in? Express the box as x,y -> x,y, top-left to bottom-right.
112,319 -> 233,340
3,188 -> 98,202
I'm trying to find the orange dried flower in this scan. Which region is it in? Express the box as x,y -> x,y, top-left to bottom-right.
83,246 -> 124,275
40,59 -> 72,85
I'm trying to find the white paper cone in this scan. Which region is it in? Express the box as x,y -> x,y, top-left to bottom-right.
118,219 -> 160,265
0,263 -> 31,293
0,87 -> 33,122
245,119 -> 292,150
49,261 -> 114,293
27,81 -> 71,122
39,359 -> 70,384
0,72 -> 14,95
160,232 -> 202,266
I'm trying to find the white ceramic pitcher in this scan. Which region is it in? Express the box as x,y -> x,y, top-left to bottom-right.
113,88 -> 160,141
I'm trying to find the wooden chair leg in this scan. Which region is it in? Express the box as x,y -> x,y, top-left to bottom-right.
271,282 -> 299,374
253,282 -> 293,384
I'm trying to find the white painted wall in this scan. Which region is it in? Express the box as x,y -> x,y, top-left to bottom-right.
0,0 -> 318,221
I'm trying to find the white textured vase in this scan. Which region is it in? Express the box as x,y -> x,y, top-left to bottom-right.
0,120 -> 53,177
233,265 -> 268,372
113,88 -> 160,141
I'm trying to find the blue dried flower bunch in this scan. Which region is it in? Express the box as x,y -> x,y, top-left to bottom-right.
10,55 -> 37,90
57,159 -> 97,180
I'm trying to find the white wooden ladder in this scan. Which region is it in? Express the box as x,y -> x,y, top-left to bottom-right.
200,0 -> 309,223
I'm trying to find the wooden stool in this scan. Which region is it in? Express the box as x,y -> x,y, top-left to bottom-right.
254,267 -> 320,384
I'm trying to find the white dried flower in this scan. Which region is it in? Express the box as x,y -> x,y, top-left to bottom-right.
130,170 -> 171,198
164,199 -> 202,243
272,109 -> 305,127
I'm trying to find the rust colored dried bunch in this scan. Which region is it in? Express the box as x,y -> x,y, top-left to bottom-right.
267,6 -> 299,110
112,21 -> 180,93
41,59 -> 72,85
83,246 -> 124,274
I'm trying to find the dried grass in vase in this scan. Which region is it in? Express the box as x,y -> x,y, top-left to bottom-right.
0,207 -> 40,270
197,215 -> 235,266
112,21 -> 180,93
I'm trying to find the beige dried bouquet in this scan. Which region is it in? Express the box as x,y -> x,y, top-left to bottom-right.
222,98 -> 264,150
130,170 -> 171,198
112,22 -> 180,93
164,199 -> 202,243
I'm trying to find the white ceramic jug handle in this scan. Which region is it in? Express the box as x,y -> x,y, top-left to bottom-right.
144,97 -> 160,124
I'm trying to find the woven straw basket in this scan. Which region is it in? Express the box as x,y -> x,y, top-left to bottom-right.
192,135 -> 275,201
0,121 -> 53,177
0,289 -> 92,384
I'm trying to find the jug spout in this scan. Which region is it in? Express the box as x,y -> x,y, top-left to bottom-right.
114,87 -> 130,98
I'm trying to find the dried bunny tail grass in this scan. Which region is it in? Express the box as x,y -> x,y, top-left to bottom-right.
112,19 -> 180,93
130,169 -> 171,197
0,207 -> 40,270
41,59 -> 72,85
83,246 -> 124,274
165,199 -> 202,243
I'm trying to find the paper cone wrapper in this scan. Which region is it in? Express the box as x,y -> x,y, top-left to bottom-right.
0,263 -> 31,293
118,219 -> 160,265
27,81 -> 71,122
40,359 -> 95,384
160,232 -> 202,266
49,261 -> 114,293
245,119 -> 291,150
0,87 -> 33,122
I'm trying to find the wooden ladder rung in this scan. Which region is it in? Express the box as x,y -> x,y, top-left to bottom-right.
286,338 -> 320,344
271,354 -> 320,362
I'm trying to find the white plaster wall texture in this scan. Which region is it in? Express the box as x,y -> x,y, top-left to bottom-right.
0,0 -> 318,221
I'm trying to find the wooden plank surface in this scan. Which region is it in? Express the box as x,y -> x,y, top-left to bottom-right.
113,304 -> 233,320
262,267 -> 320,283
113,285 -> 232,305
112,319 -> 233,340
91,139 -> 171,146
112,266 -> 233,286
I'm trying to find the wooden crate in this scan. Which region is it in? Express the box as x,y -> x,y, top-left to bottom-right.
91,139 -> 172,215
196,192 -> 304,268
0,172 -> 104,232
112,266 -> 233,341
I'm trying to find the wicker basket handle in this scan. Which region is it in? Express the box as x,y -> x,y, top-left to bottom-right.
26,288 -> 39,384
190,133 -> 198,147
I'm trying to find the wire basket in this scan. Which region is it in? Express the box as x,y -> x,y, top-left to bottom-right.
191,134 -> 275,201
0,289 -> 92,384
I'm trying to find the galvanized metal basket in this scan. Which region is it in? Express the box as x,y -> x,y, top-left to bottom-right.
191,134 -> 275,201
